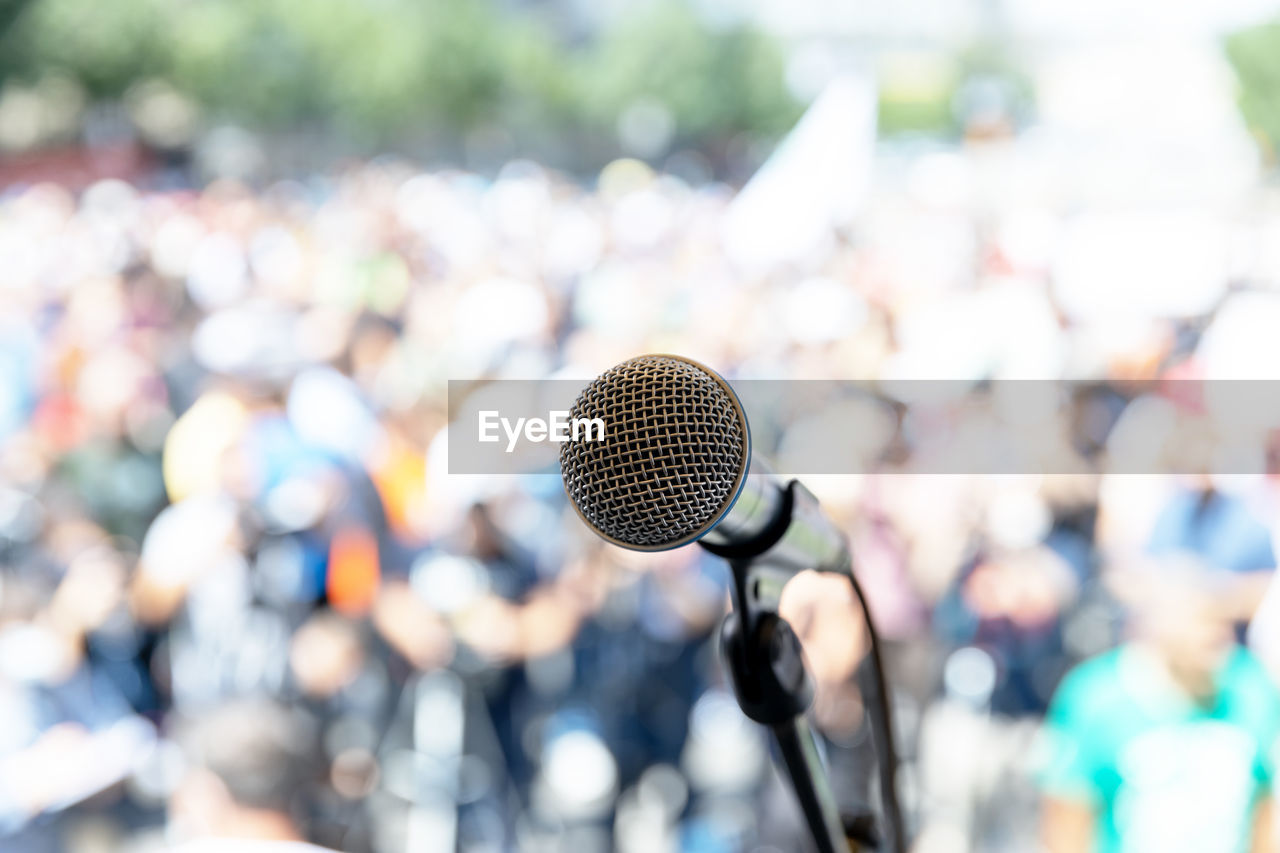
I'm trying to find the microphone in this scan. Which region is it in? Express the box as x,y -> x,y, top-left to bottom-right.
559,353 -> 906,853
558,353 -> 851,607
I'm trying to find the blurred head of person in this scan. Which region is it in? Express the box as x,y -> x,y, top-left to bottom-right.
961,545 -> 1078,630
778,570 -> 869,736
1116,555 -> 1236,701
289,610 -> 365,699
170,698 -> 319,843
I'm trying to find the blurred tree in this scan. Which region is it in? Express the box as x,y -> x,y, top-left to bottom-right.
0,0 -> 169,98
877,52 -> 958,137
579,1 -> 800,144
0,0 -> 33,41
877,40 -> 1033,138
1225,19 -> 1280,161
0,0 -> 799,170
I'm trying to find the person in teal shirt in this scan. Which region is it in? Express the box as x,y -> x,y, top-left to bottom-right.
1039,561 -> 1280,853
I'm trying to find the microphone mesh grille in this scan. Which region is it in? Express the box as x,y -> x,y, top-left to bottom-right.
560,355 -> 748,550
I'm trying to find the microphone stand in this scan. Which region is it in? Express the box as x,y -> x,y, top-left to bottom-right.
703,482 -> 895,853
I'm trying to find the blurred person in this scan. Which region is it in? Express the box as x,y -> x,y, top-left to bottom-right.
1145,419 -> 1275,581
1039,559 -> 1280,853
935,544 -> 1080,716
780,570 -> 871,737
1144,472 -> 1276,643
0,549 -> 155,851
167,698 -> 332,852
918,543 -> 1081,850
1147,474 -> 1275,575
773,568 -> 899,850
555,542 -> 727,790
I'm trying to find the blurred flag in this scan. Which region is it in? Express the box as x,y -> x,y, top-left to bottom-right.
724,73 -> 876,272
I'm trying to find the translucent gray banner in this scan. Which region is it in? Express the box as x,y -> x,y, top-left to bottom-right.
447,379 -> 1280,476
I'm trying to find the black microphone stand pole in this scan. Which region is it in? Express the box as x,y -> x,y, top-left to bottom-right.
702,482 -> 894,853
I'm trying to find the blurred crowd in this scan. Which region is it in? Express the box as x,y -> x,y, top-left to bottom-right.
5,155 -> 1280,853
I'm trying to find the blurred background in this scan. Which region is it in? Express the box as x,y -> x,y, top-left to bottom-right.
8,0 -> 1280,851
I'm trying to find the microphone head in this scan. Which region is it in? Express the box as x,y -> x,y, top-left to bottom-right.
560,354 -> 750,551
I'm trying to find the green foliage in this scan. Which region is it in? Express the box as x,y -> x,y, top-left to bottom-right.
0,0 -> 35,45
1226,19 -> 1280,157
877,98 -> 953,136
0,0 -> 800,158
579,2 -> 800,141
1,0 -> 170,97
876,41 -> 1034,138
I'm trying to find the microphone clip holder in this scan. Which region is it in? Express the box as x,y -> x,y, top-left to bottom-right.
702,482 -> 881,853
